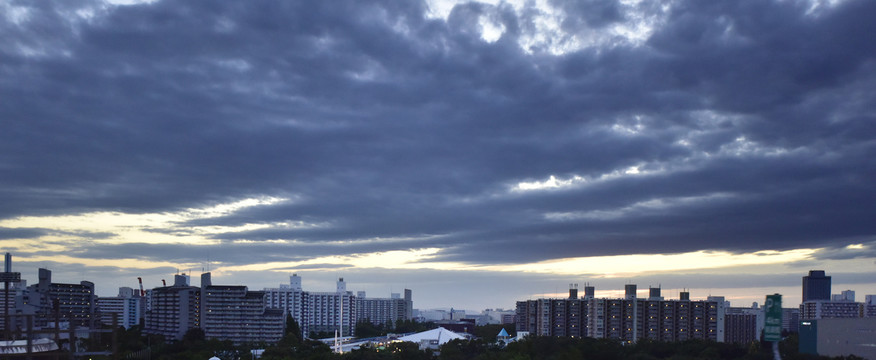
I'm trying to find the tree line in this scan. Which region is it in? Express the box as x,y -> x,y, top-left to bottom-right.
88,318 -> 864,360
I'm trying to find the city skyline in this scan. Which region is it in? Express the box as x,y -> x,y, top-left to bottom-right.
2,0 -> 875,311
4,261 -> 872,312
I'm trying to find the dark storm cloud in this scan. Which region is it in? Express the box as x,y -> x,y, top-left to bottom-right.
809,240 -> 876,260
552,0 -> 625,29
0,227 -> 46,239
68,239 -> 441,268
1,0 -> 874,270
0,227 -> 112,241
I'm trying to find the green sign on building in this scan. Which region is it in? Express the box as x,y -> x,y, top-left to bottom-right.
764,294 -> 783,342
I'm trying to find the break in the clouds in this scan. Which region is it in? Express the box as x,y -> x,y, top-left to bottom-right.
1,0 -> 875,308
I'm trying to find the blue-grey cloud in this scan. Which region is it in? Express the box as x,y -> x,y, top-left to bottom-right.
1,0 -> 874,278
0,227 -> 46,240
808,240 -> 876,261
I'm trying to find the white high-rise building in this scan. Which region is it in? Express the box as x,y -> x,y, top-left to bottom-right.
265,276 -> 355,337
266,276 -> 413,338
97,287 -> 145,329
307,278 -> 355,337
356,289 -> 412,327
265,274 -> 310,336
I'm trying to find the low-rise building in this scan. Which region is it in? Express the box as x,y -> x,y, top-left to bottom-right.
800,300 -> 862,320
799,317 -> 876,359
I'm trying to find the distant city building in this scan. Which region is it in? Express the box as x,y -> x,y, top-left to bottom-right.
800,300 -> 862,320
463,314 -> 491,326
0,281 -> 27,333
724,304 -> 764,344
782,308 -> 800,333
96,287 -> 144,329
144,274 -> 200,341
265,276 -> 412,338
515,285 -> 725,343
830,290 -> 855,302
865,295 -> 876,318
797,271 -> 872,323
355,289 -> 412,327
416,309 -> 448,322
307,278 -> 356,337
434,318 -> 476,334
23,268 -> 97,329
264,274 -> 310,336
802,270 -> 831,302
144,273 -> 290,343
482,309 -> 516,325
199,273 -> 284,344
415,308 -> 466,322
267,277 -> 356,337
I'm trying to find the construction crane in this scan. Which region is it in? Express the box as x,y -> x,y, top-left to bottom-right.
137,277 -> 146,296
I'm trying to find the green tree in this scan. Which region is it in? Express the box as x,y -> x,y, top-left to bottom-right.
286,315 -> 303,343
262,315 -> 306,359
472,324 -> 515,343
356,319 -> 388,338
393,319 -> 436,334
439,339 -> 494,360
387,342 -> 432,360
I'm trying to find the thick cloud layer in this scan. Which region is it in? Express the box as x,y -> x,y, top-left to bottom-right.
1,0 -> 874,303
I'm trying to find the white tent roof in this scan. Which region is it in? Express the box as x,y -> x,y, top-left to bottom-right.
397,327 -> 464,345
0,339 -> 59,354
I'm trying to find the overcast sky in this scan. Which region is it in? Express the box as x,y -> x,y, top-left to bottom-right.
1,0 -> 875,311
